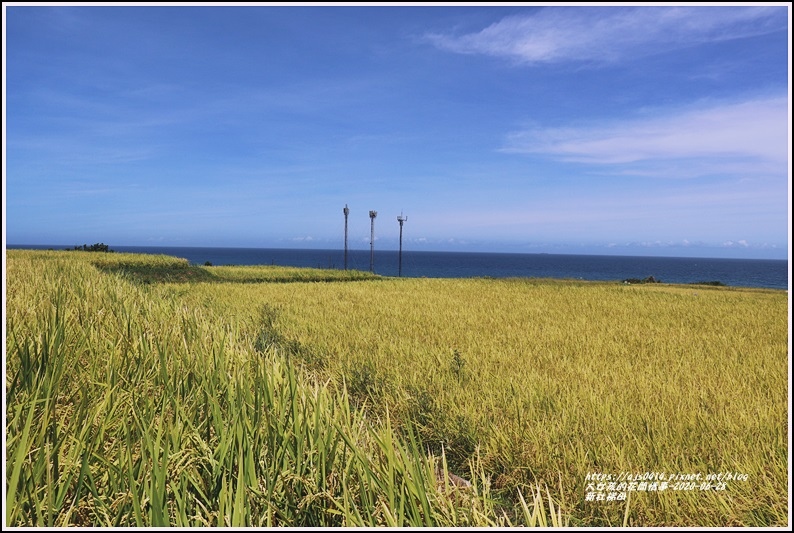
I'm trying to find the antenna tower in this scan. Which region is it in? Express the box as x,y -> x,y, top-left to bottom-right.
369,210 -> 378,273
343,204 -> 350,270
397,212 -> 407,277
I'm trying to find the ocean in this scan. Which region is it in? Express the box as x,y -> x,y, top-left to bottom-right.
7,245 -> 789,290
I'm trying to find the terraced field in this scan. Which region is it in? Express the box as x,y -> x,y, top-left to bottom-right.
5,250 -> 788,526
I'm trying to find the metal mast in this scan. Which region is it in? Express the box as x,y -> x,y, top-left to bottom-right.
369,210 -> 377,272
343,204 -> 350,270
397,213 -> 407,277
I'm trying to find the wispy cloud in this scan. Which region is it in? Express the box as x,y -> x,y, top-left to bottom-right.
606,239 -> 776,252
502,96 -> 788,178
425,6 -> 786,65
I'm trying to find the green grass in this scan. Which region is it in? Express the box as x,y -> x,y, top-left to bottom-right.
91,253 -> 380,284
5,249 -> 788,526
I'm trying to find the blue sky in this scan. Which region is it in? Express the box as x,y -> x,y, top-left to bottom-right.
3,4 -> 791,259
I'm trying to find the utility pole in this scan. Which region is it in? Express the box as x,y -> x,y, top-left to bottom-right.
343,204 -> 350,270
369,210 -> 377,273
397,212 -> 407,277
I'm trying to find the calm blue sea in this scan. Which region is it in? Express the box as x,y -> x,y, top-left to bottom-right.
8,245 -> 789,290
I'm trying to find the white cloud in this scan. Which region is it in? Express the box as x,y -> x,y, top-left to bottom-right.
502,97 -> 788,178
597,239 -> 771,252
425,6 -> 786,65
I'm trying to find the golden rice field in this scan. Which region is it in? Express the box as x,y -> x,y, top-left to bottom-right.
5,249 -> 789,526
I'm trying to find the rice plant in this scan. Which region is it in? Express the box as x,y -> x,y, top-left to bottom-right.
168,268 -> 788,526
6,249 -> 787,526
5,250 -> 566,527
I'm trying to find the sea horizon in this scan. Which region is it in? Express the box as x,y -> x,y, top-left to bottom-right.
6,244 -> 789,290
5,242 -> 789,261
